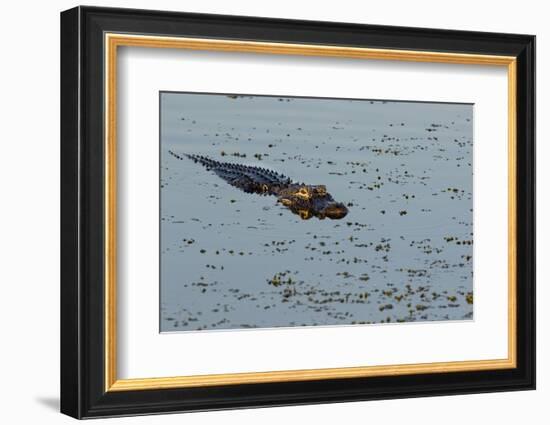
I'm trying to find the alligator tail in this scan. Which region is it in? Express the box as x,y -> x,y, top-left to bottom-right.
168,150 -> 220,169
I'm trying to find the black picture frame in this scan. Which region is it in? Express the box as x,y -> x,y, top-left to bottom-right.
61,5 -> 535,419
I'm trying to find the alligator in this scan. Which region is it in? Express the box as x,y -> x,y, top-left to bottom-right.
168,151 -> 349,220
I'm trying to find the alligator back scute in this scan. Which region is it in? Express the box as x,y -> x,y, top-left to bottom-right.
169,150 -> 292,195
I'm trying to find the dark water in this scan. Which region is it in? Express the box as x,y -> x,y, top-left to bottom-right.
160,92 -> 473,332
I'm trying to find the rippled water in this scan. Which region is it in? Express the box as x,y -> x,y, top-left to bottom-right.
160,92 -> 473,332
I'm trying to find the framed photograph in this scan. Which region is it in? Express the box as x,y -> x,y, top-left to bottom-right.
60,6 -> 535,419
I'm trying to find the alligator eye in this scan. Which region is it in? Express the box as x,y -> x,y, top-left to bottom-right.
298,188 -> 309,198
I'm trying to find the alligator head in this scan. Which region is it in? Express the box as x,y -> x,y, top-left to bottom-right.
277,184 -> 348,220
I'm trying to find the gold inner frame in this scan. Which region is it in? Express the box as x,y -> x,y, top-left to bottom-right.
104,33 -> 517,392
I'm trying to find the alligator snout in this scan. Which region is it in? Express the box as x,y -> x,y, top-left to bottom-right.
321,202 -> 349,220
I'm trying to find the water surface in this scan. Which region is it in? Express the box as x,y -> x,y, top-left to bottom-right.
160,92 -> 473,332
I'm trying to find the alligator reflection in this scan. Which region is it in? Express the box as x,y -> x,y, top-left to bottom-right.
169,151 -> 349,220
